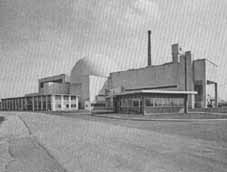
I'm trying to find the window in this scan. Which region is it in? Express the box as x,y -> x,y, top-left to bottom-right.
64,96 -> 69,100
133,100 -> 139,107
120,99 -> 127,107
128,99 -> 132,107
145,98 -> 153,107
56,104 -> 61,108
55,95 -> 61,100
40,83 -> 44,88
154,98 -> 161,107
71,104 -> 77,108
71,96 -> 77,101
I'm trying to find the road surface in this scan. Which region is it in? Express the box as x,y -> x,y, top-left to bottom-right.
0,111 -> 227,172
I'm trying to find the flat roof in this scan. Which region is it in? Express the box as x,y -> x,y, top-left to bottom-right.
1,94 -> 79,100
111,89 -> 197,96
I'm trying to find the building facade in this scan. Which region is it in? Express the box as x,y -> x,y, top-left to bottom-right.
110,90 -> 196,114
1,94 -> 78,112
0,32 -> 218,113
1,74 -> 79,112
105,43 -> 218,114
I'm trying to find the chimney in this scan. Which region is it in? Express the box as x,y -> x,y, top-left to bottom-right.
172,43 -> 180,63
148,30 -> 152,66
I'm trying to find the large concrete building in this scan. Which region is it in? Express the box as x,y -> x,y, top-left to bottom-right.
1,31 -> 218,114
105,43 -> 218,114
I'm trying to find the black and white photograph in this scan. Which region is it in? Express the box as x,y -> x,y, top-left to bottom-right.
0,0 -> 227,171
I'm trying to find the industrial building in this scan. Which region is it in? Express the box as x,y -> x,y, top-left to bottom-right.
1,74 -> 78,112
1,31 -> 218,114
105,33 -> 218,114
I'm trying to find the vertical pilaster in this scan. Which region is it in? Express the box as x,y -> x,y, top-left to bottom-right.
61,95 -> 64,111
76,96 -> 79,110
15,99 -> 18,111
52,95 -> 55,111
184,94 -> 188,114
203,82 -> 207,108
69,96 -> 71,110
41,96 -> 43,111
37,97 -> 40,111
32,96 -> 35,112
46,96 -> 48,111
21,98 -> 23,111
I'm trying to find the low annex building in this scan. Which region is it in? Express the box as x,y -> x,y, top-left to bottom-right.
1,74 -> 78,112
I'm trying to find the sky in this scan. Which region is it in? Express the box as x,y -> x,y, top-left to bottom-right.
0,0 -> 227,99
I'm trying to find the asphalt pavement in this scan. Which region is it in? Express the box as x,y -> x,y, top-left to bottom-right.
0,113 -> 66,172
1,112 -> 227,172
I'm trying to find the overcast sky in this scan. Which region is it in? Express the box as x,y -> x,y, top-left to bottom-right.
0,0 -> 227,99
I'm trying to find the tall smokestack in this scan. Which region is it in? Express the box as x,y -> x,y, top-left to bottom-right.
148,30 -> 152,66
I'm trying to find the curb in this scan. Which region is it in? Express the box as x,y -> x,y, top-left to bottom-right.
93,115 -> 227,122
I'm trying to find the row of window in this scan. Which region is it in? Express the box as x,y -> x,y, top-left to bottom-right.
55,95 -> 77,101
120,99 -> 140,107
55,103 -> 77,109
145,98 -> 184,107
120,97 -> 184,108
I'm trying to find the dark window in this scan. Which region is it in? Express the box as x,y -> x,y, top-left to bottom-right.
145,99 -> 153,107
71,96 -> 77,100
71,104 -> 77,108
64,96 -> 69,100
133,100 -> 139,107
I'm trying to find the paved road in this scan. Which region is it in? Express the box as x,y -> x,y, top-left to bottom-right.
1,112 -> 227,172
0,114 -> 66,172
48,112 -> 227,144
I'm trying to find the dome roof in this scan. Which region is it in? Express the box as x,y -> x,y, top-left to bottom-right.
70,55 -> 120,83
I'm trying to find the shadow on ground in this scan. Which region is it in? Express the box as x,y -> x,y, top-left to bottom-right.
0,116 -> 5,124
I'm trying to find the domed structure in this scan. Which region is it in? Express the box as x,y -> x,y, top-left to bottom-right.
70,55 -> 120,109
70,55 -> 120,84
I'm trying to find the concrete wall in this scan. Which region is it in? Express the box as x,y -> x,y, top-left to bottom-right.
39,74 -> 68,93
108,54 -> 194,107
109,63 -> 178,91
70,75 -> 108,108
193,59 -> 218,108
206,60 -> 218,82
193,59 -> 206,83
40,82 -> 70,95
89,75 -> 107,103
70,76 -> 89,108
70,83 -> 81,97
109,55 -> 194,92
